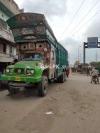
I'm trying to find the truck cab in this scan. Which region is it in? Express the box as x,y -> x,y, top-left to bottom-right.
1,41 -> 56,96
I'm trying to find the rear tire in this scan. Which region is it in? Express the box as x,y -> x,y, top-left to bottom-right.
38,76 -> 48,97
57,72 -> 65,83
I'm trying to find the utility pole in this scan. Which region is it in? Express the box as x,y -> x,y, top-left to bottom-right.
78,47 -> 79,62
95,50 -> 97,62
78,45 -> 81,63
83,42 -> 86,65
83,42 -> 88,64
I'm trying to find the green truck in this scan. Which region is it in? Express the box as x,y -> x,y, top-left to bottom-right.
1,13 -> 69,97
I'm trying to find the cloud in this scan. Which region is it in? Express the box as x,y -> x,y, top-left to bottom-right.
86,22 -> 100,38
17,0 -> 67,17
61,37 -> 81,64
83,15 -> 100,63
84,12 -> 100,40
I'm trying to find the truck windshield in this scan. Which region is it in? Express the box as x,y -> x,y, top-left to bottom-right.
22,53 -> 43,61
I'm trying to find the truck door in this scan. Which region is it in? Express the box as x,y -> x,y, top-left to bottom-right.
49,45 -> 56,79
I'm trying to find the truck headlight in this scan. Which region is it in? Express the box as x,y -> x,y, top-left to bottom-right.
26,69 -> 34,75
30,70 -> 34,74
6,69 -> 10,73
17,69 -> 22,74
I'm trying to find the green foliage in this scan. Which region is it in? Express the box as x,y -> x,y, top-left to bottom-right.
90,62 -> 100,68
90,62 -> 100,72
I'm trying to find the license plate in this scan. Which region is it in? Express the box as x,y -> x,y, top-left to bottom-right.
15,76 -> 20,81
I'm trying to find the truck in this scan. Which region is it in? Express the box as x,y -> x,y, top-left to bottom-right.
1,13 -> 69,97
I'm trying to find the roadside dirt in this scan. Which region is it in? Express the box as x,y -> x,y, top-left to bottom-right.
0,73 -> 100,133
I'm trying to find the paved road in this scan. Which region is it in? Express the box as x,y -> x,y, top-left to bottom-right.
0,73 -> 100,133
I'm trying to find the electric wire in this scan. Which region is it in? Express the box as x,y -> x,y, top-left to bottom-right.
60,0 -> 100,39
60,0 -> 86,37
71,11 -> 100,36
71,0 -> 100,36
67,0 -> 100,36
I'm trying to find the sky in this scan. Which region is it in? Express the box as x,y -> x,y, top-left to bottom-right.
15,0 -> 100,64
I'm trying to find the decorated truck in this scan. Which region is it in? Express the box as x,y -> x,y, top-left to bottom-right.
1,13 -> 69,97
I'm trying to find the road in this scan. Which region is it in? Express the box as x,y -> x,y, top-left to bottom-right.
0,73 -> 100,133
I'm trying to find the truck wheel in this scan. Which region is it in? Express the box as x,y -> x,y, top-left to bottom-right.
0,81 -> 2,89
58,72 -> 65,83
61,72 -> 65,83
64,71 -> 67,81
38,76 -> 48,97
8,87 -> 18,95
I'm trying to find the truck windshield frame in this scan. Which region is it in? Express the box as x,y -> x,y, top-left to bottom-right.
22,53 -> 43,61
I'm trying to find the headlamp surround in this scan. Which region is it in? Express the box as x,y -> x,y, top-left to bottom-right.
26,69 -> 34,76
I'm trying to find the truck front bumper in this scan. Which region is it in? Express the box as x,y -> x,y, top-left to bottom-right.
8,82 -> 33,90
1,75 -> 41,83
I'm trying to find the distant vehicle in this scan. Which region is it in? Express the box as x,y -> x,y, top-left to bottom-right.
91,75 -> 99,84
1,13 -> 69,97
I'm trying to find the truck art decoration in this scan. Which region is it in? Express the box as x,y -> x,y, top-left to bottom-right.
1,13 -> 69,97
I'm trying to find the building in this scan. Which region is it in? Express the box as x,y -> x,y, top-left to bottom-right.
0,0 -> 23,20
0,0 -> 23,73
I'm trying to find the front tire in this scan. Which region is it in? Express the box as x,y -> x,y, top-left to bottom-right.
0,81 -> 2,89
38,76 -> 48,97
8,87 -> 18,95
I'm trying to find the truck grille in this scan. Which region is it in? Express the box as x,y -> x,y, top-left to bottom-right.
14,68 -> 24,74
